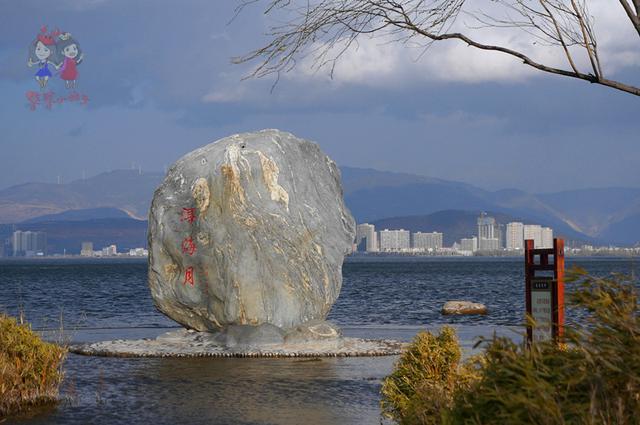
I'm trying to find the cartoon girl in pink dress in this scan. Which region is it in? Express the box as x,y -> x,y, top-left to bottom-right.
56,33 -> 83,89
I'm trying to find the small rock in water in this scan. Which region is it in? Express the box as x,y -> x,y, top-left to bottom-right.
148,129 -> 355,332
442,301 -> 487,315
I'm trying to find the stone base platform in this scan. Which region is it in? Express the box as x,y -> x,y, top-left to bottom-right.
69,329 -> 405,358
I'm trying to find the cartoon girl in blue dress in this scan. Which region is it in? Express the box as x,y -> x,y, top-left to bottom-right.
27,28 -> 59,90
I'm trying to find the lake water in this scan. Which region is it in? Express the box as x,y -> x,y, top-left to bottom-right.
0,257 -> 636,424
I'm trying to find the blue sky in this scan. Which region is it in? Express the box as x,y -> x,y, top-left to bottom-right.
1,0 -> 639,192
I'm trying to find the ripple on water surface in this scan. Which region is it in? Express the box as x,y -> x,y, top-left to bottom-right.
0,257 -> 637,329
0,256 -> 636,425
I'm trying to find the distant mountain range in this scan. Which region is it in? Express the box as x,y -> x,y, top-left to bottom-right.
22,207 -> 133,223
340,168 -> 639,246
0,170 -> 162,223
0,167 -> 638,251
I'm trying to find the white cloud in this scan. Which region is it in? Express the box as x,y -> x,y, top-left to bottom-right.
202,84 -> 247,103
588,2 -> 640,73
289,33 -> 540,86
285,0 -> 640,87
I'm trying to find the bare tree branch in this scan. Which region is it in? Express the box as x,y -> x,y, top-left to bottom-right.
618,0 -> 640,38
568,0 -> 599,78
538,0 -> 579,74
235,0 -> 640,97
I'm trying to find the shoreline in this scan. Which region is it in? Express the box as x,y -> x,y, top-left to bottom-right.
0,255 -> 148,262
1,254 -> 637,263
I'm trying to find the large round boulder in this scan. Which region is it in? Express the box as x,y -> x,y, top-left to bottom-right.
148,129 -> 355,331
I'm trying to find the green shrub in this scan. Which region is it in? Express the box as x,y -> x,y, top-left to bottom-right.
568,269 -> 640,422
0,314 -> 67,418
381,326 -> 480,425
382,269 -> 640,425
447,335 -> 590,424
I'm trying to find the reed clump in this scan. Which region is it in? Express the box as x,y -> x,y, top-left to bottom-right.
380,326 -> 481,425
0,314 -> 66,418
382,270 -> 640,425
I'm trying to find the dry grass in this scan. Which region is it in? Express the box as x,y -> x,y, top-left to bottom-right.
381,326 -> 480,425
382,269 -> 640,425
0,314 -> 67,418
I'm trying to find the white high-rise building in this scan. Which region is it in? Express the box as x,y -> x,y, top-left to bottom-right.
480,238 -> 500,251
477,212 -> 496,240
12,230 -> 47,256
413,232 -> 443,251
506,222 -> 524,250
355,223 -> 378,252
128,248 -> 149,257
477,213 -> 503,250
524,224 -> 543,248
541,227 -> 554,248
379,229 -> 411,251
101,244 -> 118,256
460,237 -> 478,252
81,242 -> 94,257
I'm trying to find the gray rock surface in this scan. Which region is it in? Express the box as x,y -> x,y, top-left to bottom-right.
441,301 -> 488,315
70,329 -> 404,358
148,129 -> 355,332
213,324 -> 285,348
284,320 -> 342,344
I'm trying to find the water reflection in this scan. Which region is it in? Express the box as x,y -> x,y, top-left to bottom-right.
16,355 -> 395,425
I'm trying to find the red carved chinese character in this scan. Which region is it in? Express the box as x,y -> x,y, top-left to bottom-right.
81,94 -> 89,105
180,207 -> 197,223
26,91 -> 40,111
181,236 -> 197,256
43,91 -> 54,110
184,266 -> 195,286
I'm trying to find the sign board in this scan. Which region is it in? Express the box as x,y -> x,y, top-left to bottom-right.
525,238 -> 564,344
530,278 -> 553,342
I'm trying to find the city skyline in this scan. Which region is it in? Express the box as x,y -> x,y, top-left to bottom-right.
1,210 -> 627,258
4,230 -> 147,258
354,213 -> 556,254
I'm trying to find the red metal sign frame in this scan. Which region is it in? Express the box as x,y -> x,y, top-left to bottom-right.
525,238 -> 564,343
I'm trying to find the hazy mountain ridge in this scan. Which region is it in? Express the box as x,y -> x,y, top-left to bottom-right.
537,188 -> 640,237
0,170 -> 163,223
597,212 -> 640,246
0,167 -> 637,245
22,207 -> 133,223
341,168 -> 639,245
339,167 -> 478,195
